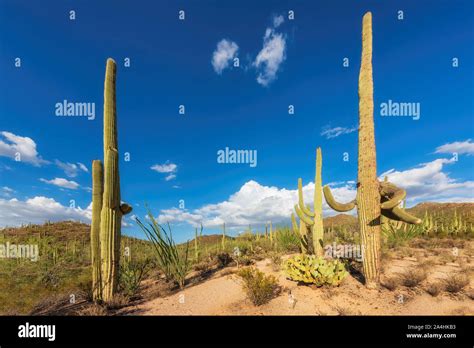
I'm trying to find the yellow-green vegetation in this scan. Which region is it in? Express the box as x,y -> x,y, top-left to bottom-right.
0,222 -> 152,314
237,267 -> 280,306
284,254 -> 348,286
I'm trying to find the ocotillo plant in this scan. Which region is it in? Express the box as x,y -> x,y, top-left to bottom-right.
90,58 -> 132,302
323,13 -> 421,288
294,147 -> 324,256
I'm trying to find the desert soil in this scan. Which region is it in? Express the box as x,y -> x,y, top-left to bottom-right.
120,253 -> 474,316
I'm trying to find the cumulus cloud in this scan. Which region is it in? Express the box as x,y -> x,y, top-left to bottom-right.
151,162 -> 177,173
0,196 -> 91,227
212,39 -> 239,74
155,152 -> 474,229
157,180 -> 356,228
435,139 -> 474,155
380,158 -> 474,202
151,161 -> 178,181
321,126 -> 357,139
254,24 -> 286,86
40,177 -> 80,190
0,131 -> 48,166
55,160 -> 88,177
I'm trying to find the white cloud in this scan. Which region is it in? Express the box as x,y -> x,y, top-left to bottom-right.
435,139 -> 474,155
77,162 -> 89,172
151,162 -> 177,173
1,186 -> 14,198
321,126 -> 357,139
151,161 -> 178,181
0,131 -> 48,166
0,196 -> 91,227
212,39 -> 239,74
273,15 -> 284,28
157,180 -> 356,228
55,160 -> 88,177
165,174 -> 176,181
40,177 -> 80,190
254,25 -> 286,86
380,158 -> 474,202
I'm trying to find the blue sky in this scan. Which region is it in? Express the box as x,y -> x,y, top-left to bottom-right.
0,0 -> 473,242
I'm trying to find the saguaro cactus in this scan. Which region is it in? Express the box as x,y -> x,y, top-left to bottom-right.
294,148 -> 324,256
91,160 -> 103,301
323,13 -> 421,288
90,58 -> 132,302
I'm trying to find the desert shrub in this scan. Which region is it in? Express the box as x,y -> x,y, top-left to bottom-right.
216,252 -> 232,268
119,259 -> 151,297
270,253 -> 282,271
136,213 -> 190,289
275,227 -> 300,252
399,269 -> 427,288
381,277 -> 399,291
426,283 -> 442,297
444,274 -> 469,293
284,254 -> 348,286
237,267 -> 280,306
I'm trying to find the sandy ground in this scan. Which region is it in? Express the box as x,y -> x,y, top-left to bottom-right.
120,252 -> 474,316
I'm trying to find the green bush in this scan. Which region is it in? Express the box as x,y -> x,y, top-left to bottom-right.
284,254 -> 348,286
119,260 -> 150,297
237,267 -> 280,306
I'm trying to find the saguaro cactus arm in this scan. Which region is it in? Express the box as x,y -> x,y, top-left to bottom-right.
91,160 -> 103,301
379,181 -> 407,209
297,178 -> 315,217
382,206 -> 422,224
294,204 -> 314,226
323,185 -> 356,212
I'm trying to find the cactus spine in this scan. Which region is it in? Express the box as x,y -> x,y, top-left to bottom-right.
294,148 -> 324,256
90,58 -> 132,302
322,13 -> 421,288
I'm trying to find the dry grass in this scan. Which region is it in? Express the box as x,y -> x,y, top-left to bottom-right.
381,277 -> 399,291
399,269 -> 427,288
444,274 -> 470,293
426,283 -> 442,297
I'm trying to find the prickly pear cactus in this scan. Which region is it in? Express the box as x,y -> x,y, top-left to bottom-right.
284,254 -> 348,286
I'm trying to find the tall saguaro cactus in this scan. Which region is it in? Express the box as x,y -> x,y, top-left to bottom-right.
90,58 -> 132,302
294,148 -> 324,256
323,13 -> 421,288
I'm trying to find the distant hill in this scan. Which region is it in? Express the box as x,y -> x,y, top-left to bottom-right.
1,202 -> 472,240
